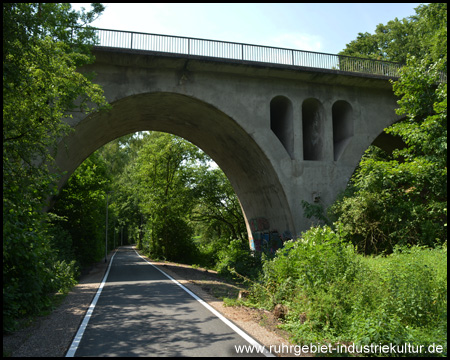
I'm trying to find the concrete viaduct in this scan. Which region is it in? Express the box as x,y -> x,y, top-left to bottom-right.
55,29 -> 403,251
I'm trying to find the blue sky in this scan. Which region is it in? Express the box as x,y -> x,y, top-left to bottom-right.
71,3 -> 422,55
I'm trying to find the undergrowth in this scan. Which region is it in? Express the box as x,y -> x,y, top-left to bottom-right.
229,225 -> 447,357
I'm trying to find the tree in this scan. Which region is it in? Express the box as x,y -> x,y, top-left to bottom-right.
3,3 -> 107,331
339,3 -> 447,65
98,133 -> 151,247
51,152 -> 111,266
133,132 -> 208,262
191,168 -> 247,243
330,3 -> 447,254
411,3 -> 447,67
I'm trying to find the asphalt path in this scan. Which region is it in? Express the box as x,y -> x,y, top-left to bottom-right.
69,246 -> 266,357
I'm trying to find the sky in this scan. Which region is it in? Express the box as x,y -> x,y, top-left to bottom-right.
70,3 -> 422,55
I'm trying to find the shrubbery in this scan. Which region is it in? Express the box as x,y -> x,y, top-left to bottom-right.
329,144 -> 447,255
240,225 -> 447,356
214,239 -> 263,281
3,220 -> 78,333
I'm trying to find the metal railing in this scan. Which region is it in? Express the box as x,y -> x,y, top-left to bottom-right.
90,28 -> 447,81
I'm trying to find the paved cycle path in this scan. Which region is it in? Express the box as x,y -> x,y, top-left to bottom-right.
69,246 -> 266,357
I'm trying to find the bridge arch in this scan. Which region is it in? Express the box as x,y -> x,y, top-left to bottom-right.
55,91 -> 295,246
52,46 -> 404,245
370,117 -> 407,155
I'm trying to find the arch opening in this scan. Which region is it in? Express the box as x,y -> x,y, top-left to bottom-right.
302,98 -> 324,160
270,96 -> 294,159
55,92 -> 296,249
332,100 -> 354,161
370,116 -> 407,156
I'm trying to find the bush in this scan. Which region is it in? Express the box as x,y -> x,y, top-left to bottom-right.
3,221 -> 79,333
192,235 -> 229,269
350,245 -> 448,354
329,154 -> 447,255
247,226 -> 447,355
251,225 -> 361,339
215,239 -> 263,281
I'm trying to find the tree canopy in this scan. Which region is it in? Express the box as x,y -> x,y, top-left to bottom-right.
3,3 -> 108,332
330,3 -> 447,254
339,3 -> 447,67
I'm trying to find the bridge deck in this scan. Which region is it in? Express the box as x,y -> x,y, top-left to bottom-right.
90,28 -> 404,80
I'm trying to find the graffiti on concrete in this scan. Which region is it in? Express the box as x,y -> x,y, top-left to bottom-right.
249,217 -> 270,232
249,217 -> 292,253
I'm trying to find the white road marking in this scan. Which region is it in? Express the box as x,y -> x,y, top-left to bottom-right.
135,249 -> 274,357
66,247 -> 273,357
65,251 -> 117,357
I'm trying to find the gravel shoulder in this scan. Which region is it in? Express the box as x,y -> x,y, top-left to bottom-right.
3,247 -> 305,357
3,250 -> 117,357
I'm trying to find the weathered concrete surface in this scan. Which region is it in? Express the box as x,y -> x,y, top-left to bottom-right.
55,48 -> 402,246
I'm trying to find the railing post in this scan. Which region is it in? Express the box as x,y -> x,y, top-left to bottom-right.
130,32 -> 133,50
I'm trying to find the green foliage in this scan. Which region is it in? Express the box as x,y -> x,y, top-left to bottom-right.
348,245 -> 447,355
131,132 -> 209,263
331,3 -> 447,255
3,216 -> 79,333
301,200 -> 331,226
251,226 -> 359,314
330,57 -> 447,254
412,3 -> 447,66
3,3 -> 107,332
85,132 -> 247,269
51,152 -> 111,266
192,168 -> 247,243
114,132 -> 248,266
339,3 -> 447,65
192,235 -> 230,269
330,156 -> 446,254
99,135 -> 146,248
214,239 -> 263,281
248,226 -> 447,355
142,211 -> 198,263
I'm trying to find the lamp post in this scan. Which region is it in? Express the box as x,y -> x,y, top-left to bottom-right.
113,218 -> 116,250
105,191 -> 113,263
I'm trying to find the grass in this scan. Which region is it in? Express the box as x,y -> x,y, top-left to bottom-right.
230,226 -> 447,357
